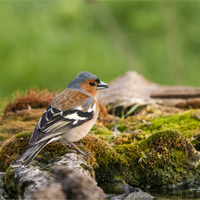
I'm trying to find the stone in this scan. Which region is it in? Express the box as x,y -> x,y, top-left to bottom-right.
124,190 -> 153,200
27,167 -> 105,200
110,189 -> 153,200
26,182 -> 65,200
0,173 -> 5,185
101,178 -> 153,200
101,178 -> 134,195
54,153 -> 95,178
47,158 -> 54,164
0,173 -> 6,200
5,153 -> 95,199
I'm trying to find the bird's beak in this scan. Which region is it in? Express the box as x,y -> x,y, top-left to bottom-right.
97,81 -> 109,90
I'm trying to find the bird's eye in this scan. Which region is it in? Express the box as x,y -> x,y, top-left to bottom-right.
90,82 -> 95,86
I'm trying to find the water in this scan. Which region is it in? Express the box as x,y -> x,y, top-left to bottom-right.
145,185 -> 200,200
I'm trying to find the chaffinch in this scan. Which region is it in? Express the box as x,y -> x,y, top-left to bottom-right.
10,71 -> 108,167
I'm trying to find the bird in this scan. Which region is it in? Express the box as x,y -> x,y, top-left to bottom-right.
10,71 -> 109,167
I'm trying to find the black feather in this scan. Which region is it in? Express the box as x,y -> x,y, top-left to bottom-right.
76,110 -> 93,118
29,103 -> 94,145
46,109 -> 54,120
10,139 -> 51,167
40,112 -> 48,128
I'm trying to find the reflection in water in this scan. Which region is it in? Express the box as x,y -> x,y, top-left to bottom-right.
145,184 -> 200,200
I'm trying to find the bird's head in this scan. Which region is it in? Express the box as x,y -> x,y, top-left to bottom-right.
67,71 -> 109,97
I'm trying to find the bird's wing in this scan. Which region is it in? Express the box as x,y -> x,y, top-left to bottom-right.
29,93 -> 95,146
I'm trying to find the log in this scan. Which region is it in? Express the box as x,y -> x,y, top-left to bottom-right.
98,71 -> 200,108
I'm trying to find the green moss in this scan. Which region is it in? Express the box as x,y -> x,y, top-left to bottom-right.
3,167 -> 33,199
0,132 -> 31,171
117,125 -> 128,132
114,129 -> 200,187
100,178 -> 126,194
80,163 -> 95,178
101,109 -> 200,150
38,142 -> 67,163
82,124 -> 200,187
93,128 -> 113,136
3,167 -> 18,199
139,110 -> 200,139
111,131 -> 146,146
89,126 -> 116,144
80,163 -> 90,171
91,126 -> 98,131
0,131 -> 67,171
0,135 -> 9,142
15,131 -> 32,140
81,135 -> 139,186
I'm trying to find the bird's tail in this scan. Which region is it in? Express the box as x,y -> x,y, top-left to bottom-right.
10,139 -> 50,167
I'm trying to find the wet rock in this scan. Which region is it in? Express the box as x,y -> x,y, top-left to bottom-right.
123,189 -> 153,200
102,178 -> 153,200
108,188 -> 153,200
101,178 -> 134,195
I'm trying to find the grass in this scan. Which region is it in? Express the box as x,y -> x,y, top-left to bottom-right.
0,1 -> 200,98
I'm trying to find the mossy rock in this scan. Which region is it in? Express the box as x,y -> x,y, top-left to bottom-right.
82,128 -> 200,188
0,131 -> 68,171
108,109 -> 200,149
115,129 -> 200,187
100,178 -> 128,194
0,132 -> 31,171
81,135 -> 138,186
3,167 -> 33,199
138,109 -> 200,139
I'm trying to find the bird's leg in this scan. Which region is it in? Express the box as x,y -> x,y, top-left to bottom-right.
70,142 -> 90,157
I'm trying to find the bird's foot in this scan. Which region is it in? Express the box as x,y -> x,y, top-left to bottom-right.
70,142 -> 90,157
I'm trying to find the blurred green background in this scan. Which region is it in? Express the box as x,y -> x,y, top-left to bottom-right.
0,1 -> 200,99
